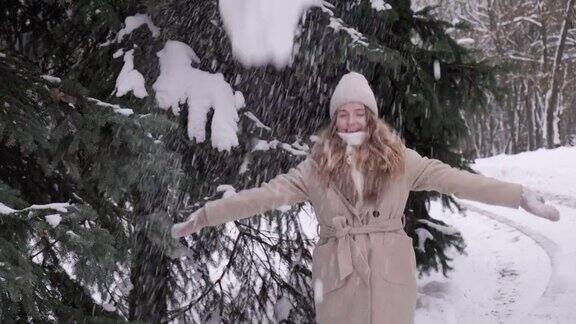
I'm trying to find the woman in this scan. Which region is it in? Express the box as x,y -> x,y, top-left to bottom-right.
172,72 -> 560,323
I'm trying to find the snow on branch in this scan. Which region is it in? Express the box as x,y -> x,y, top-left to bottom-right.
153,40 -> 245,151
87,97 -> 134,116
0,202 -> 16,214
418,219 -> 459,235
415,227 -> 434,252
370,0 -> 392,11
41,75 -> 62,84
116,13 -> 160,43
216,185 -> 237,198
0,202 -> 71,215
114,49 -> 148,99
511,16 -> 542,28
252,138 -> 309,156
319,5 -> 368,46
244,111 -> 271,131
45,214 -> 62,227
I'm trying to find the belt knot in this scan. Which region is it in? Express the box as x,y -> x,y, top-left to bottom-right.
317,215 -> 404,283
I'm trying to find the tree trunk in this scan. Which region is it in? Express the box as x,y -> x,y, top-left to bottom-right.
128,231 -> 170,322
525,81 -> 536,150
507,82 -> 518,154
546,0 -> 575,147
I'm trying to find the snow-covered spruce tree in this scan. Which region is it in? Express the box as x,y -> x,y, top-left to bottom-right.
0,1 -> 187,321
2,0 -> 501,322
0,53 -> 175,321
146,0 -> 498,321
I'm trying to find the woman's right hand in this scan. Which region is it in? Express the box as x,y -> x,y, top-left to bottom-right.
171,210 -> 208,238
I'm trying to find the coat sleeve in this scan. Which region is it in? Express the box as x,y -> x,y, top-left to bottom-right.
200,157 -> 314,227
405,148 -> 523,208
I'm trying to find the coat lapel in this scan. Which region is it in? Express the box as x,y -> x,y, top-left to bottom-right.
327,171 -> 381,224
328,171 -> 362,223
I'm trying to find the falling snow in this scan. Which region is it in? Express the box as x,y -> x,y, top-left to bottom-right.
219,0 -> 321,68
433,60 -> 441,80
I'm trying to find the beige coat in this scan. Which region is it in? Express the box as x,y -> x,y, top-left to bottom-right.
198,147 -> 523,323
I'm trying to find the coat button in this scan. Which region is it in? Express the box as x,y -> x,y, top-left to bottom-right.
372,210 -> 380,218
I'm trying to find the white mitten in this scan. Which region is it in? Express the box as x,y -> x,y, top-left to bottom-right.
171,210 -> 208,238
520,187 -> 560,222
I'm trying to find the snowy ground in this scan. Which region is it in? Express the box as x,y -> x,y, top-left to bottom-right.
416,146 -> 576,324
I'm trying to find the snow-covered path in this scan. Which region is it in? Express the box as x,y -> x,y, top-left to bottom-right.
415,202 -> 551,324
415,146 -> 576,324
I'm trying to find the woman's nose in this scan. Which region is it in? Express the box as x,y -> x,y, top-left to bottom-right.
348,117 -> 358,128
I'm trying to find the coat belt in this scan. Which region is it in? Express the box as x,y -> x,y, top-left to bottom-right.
318,216 -> 405,284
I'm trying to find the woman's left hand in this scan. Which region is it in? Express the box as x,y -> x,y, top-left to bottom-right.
520,187 -> 560,222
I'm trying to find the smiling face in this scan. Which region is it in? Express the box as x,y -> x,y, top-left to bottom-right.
335,102 -> 367,133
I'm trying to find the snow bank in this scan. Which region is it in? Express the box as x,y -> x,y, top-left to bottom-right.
415,200 -> 551,324
473,146 -> 576,198
218,0 -> 320,68
153,40 -> 244,151
469,146 -> 576,322
414,146 -> 576,323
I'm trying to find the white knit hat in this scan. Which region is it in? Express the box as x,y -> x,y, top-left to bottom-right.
329,72 -> 378,119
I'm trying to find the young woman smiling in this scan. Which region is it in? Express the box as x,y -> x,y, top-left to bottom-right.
172,72 -> 560,324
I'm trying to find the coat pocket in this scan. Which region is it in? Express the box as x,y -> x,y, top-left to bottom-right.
376,233 -> 416,285
311,240 -> 346,302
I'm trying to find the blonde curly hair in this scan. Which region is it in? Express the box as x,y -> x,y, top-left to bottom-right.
311,108 -> 406,204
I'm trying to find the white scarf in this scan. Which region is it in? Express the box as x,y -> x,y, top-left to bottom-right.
337,131 -> 367,206
337,131 -> 367,146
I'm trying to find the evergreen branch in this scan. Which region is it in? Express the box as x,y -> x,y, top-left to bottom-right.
166,231 -> 245,322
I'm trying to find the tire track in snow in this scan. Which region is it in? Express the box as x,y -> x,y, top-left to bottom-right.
460,203 -> 576,323
536,190 -> 576,209
461,205 -> 550,323
417,202 -> 550,324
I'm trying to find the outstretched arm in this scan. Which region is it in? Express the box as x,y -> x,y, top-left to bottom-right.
405,148 -> 559,221
405,148 -> 523,208
172,157 -> 315,238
